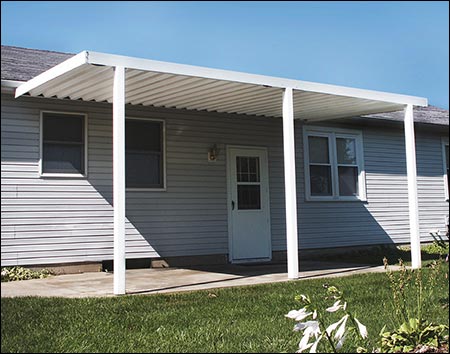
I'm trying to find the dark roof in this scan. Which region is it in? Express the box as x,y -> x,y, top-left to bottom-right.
1,45 -> 449,126
1,45 -> 73,81
362,105 -> 449,126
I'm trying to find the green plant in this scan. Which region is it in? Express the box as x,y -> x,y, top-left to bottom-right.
424,231 -> 449,257
1,266 -> 51,282
285,285 -> 369,353
378,318 -> 448,353
377,258 -> 449,352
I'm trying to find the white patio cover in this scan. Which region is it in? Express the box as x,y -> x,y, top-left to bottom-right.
14,50 -> 427,295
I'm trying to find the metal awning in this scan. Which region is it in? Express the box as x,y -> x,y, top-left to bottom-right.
13,50 -> 427,294
15,50 -> 427,120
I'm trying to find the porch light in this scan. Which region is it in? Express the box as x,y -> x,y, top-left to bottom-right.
208,144 -> 219,162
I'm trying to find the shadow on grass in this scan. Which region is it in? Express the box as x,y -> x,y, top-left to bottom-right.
327,244 -> 447,266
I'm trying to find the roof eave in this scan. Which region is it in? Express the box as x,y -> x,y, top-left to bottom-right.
15,51 -> 88,98
1,79 -> 24,93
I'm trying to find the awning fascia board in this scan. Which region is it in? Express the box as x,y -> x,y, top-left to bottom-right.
15,50 -> 428,108
14,51 -> 88,98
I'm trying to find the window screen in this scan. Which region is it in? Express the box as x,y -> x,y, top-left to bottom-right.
42,113 -> 85,174
126,119 -> 164,188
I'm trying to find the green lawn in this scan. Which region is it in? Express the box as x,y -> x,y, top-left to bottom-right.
2,261 -> 448,353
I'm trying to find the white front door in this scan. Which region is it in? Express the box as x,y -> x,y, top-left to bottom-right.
227,146 -> 271,263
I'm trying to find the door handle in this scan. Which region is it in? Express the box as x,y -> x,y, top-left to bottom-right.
231,201 -> 235,210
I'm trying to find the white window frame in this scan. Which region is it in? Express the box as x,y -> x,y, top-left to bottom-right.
442,137 -> 449,201
39,110 -> 88,178
125,116 -> 166,192
303,126 -> 366,202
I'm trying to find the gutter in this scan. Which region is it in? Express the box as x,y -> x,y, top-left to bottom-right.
1,79 -> 24,93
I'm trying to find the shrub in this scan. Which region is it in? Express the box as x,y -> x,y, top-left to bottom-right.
377,258 -> 449,353
1,266 -> 52,282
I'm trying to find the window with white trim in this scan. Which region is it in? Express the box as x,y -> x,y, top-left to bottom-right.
125,118 -> 165,189
41,112 -> 86,176
304,126 -> 366,201
443,139 -> 449,201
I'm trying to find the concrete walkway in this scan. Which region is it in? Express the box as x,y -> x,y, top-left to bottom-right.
1,261 -> 392,298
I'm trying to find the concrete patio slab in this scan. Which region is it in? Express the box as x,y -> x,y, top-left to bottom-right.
1,261 -> 393,298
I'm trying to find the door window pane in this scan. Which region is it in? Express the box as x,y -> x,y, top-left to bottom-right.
238,185 -> 261,210
310,165 -> 332,196
338,166 -> 358,196
337,138 -> 357,164
236,156 -> 260,182
309,136 -> 329,163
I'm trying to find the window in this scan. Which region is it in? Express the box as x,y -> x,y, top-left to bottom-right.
236,156 -> 261,209
304,126 -> 366,201
126,118 -> 164,189
443,139 -> 449,201
41,112 -> 86,176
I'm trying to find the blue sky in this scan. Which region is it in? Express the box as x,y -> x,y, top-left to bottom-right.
2,1 -> 449,109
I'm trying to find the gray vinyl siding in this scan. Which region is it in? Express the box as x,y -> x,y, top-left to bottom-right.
294,122 -> 449,250
416,131 -> 449,236
1,92 -> 449,266
1,93 -> 285,266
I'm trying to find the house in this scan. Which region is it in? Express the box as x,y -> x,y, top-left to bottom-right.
1,45 -> 449,294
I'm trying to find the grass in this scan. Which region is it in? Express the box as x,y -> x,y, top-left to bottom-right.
1,259 -> 448,353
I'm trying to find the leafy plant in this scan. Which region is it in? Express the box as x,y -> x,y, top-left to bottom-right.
425,230 -> 449,257
378,318 -> 448,353
1,266 -> 52,282
377,258 -> 449,352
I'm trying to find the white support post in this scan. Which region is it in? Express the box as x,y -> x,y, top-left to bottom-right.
113,66 -> 126,294
404,104 -> 421,269
282,88 -> 299,279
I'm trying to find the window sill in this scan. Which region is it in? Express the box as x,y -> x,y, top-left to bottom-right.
126,188 -> 166,192
305,196 -> 367,202
40,173 -> 87,179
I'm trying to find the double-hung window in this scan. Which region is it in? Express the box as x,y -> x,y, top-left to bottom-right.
443,138 -> 449,201
304,126 -> 366,201
125,118 -> 165,190
41,111 -> 87,176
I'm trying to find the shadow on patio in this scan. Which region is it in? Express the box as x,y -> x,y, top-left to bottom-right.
1,260 -> 394,298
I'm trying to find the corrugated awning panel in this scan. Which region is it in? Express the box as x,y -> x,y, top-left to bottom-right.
293,91 -> 404,121
21,63 -> 406,120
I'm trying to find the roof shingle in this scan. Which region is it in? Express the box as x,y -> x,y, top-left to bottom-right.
1,45 -> 72,81
362,105 -> 448,126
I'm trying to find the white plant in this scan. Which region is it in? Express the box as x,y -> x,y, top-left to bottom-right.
286,286 -> 368,353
